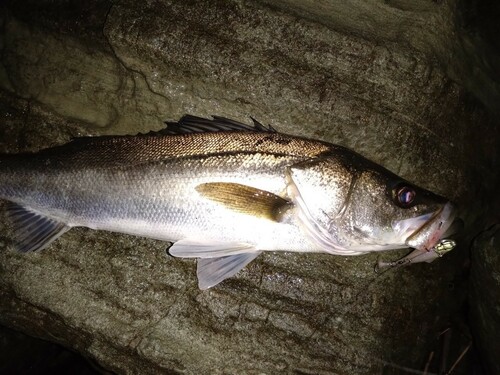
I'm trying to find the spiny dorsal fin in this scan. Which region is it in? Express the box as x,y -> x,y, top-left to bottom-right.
162,115 -> 277,135
5,203 -> 70,252
195,182 -> 291,221
65,115 -> 276,143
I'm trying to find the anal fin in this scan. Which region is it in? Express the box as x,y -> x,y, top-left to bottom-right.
5,202 -> 70,252
197,252 -> 261,289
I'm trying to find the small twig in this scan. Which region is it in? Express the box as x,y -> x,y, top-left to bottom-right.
423,351 -> 434,375
439,327 -> 452,373
438,327 -> 451,337
373,357 -> 438,375
445,341 -> 472,374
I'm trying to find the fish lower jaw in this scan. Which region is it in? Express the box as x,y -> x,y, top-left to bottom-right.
405,230 -> 439,252
406,234 -> 441,252
401,202 -> 457,252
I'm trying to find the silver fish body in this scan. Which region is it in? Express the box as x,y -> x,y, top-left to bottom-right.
0,116 -> 457,288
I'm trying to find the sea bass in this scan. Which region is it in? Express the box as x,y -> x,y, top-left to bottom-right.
0,115 -> 457,289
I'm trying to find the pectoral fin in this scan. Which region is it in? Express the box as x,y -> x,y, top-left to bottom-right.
5,203 -> 70,252
197,252 -> 262,289
195,182 -> 291,221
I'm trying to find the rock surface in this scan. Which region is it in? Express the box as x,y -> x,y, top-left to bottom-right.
0,0 -> 498,374
470,225 -> 500,374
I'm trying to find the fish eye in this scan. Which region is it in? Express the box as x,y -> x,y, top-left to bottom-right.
394,185 -> 416,208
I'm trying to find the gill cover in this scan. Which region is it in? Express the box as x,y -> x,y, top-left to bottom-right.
286,154 -> 363,255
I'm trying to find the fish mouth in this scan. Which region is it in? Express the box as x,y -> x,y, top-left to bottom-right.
393,202 -> 457,252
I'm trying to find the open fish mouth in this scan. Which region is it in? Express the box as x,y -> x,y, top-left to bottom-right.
393,202 -> 457,252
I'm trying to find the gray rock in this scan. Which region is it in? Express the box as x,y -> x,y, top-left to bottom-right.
0,0 -> 498,373
257,0 -> 500,118
469,225 -> 500,374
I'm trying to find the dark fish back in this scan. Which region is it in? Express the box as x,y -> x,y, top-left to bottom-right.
0,132 -> 334,170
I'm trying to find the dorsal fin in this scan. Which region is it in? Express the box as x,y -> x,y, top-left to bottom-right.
39,115 -> 276,149
162,115 -> 277,135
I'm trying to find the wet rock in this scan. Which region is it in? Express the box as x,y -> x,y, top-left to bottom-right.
257,0 -> 500,118
0,1 -> 498,374
469,224 -> 500,374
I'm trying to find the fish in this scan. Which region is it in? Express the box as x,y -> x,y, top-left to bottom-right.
0,115 -> 458,289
